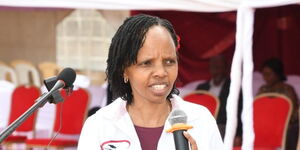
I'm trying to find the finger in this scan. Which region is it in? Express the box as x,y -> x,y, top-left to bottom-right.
183,131 -> 198,150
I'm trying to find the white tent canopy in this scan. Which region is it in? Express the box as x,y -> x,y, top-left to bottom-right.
1,0 -> 300,149
0,0 -> 298,11
0,0 -> 238,12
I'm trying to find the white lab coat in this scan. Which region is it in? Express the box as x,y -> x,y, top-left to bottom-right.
78,94 -> 224,150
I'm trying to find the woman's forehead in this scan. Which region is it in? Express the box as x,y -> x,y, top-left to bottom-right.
140,26 -> 175,51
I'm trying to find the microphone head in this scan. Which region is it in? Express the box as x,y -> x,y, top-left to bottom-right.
168,109 -> 187,126
57,68 -> 76,88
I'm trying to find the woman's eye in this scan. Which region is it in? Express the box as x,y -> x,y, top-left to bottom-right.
165,59 -> 176,65
140,61 -> 151,66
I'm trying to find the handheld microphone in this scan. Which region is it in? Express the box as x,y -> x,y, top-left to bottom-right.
166,109 -> 193,150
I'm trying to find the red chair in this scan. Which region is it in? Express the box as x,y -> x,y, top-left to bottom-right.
234,93 -> 292,150
183,90 -> 220,117
26,88 -> 90,149
252,93 -> 292,150
233,147 -> 275,150
2,85 -> 40,148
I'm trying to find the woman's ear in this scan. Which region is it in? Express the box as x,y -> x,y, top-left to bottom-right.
123,70 -> 127,78
123,72 -> 129,83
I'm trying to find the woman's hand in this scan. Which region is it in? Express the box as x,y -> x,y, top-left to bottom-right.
183,131 -> 198,150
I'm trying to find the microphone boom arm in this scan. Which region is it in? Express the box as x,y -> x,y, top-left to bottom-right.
0,89 -> 61,143
0,67 -> 76,143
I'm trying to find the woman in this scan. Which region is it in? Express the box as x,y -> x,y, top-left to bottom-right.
257,58 -> 299,150
78,14 -> 223,150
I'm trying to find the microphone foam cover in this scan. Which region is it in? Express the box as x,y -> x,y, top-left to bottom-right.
168,109 -> 187,126
57,68 -> 76,87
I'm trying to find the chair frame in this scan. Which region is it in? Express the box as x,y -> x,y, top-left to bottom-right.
183,90 -> 220,118
254,93 -> 292,149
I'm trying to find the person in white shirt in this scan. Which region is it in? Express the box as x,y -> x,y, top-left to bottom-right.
196,55 -> 243,146
78,14 -> 223,150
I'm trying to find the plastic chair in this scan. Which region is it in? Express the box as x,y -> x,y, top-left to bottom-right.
11,60 -> 41,87
0,61 -> 18,85
38,61 -> 60,79
0,80 -> 16,129
1,86 -> 40,148
183,90 -> 220,117
254,93 -> 291,149
26,88 -> 90,149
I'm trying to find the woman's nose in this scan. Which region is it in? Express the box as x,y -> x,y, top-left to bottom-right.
153,64 -> 167,78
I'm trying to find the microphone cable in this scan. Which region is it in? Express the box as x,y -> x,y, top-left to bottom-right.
47,100 -> 64,148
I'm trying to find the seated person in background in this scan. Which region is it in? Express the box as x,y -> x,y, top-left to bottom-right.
196,55 -> 243,146
257,58 -> 299,150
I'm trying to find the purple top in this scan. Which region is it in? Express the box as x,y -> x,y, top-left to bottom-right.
134,125 -> 164,150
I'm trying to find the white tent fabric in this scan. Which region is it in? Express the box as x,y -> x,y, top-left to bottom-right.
1,0 -> 300,150
225,5 -> 255,150
0,0 -> 238,12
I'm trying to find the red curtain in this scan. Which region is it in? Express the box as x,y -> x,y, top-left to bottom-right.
131,4 -> 300,87
253,5 -> 300,75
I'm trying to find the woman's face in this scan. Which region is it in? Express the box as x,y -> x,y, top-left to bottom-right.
124,26 -> 178,104
262,66 -> 280,86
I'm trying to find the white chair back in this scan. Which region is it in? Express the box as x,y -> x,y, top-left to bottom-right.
0,63 -> 18,85
0,80 -> 16,128
11,60 -> 41,87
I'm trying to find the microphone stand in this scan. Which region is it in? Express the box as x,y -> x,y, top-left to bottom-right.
0,88 -> 63,143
